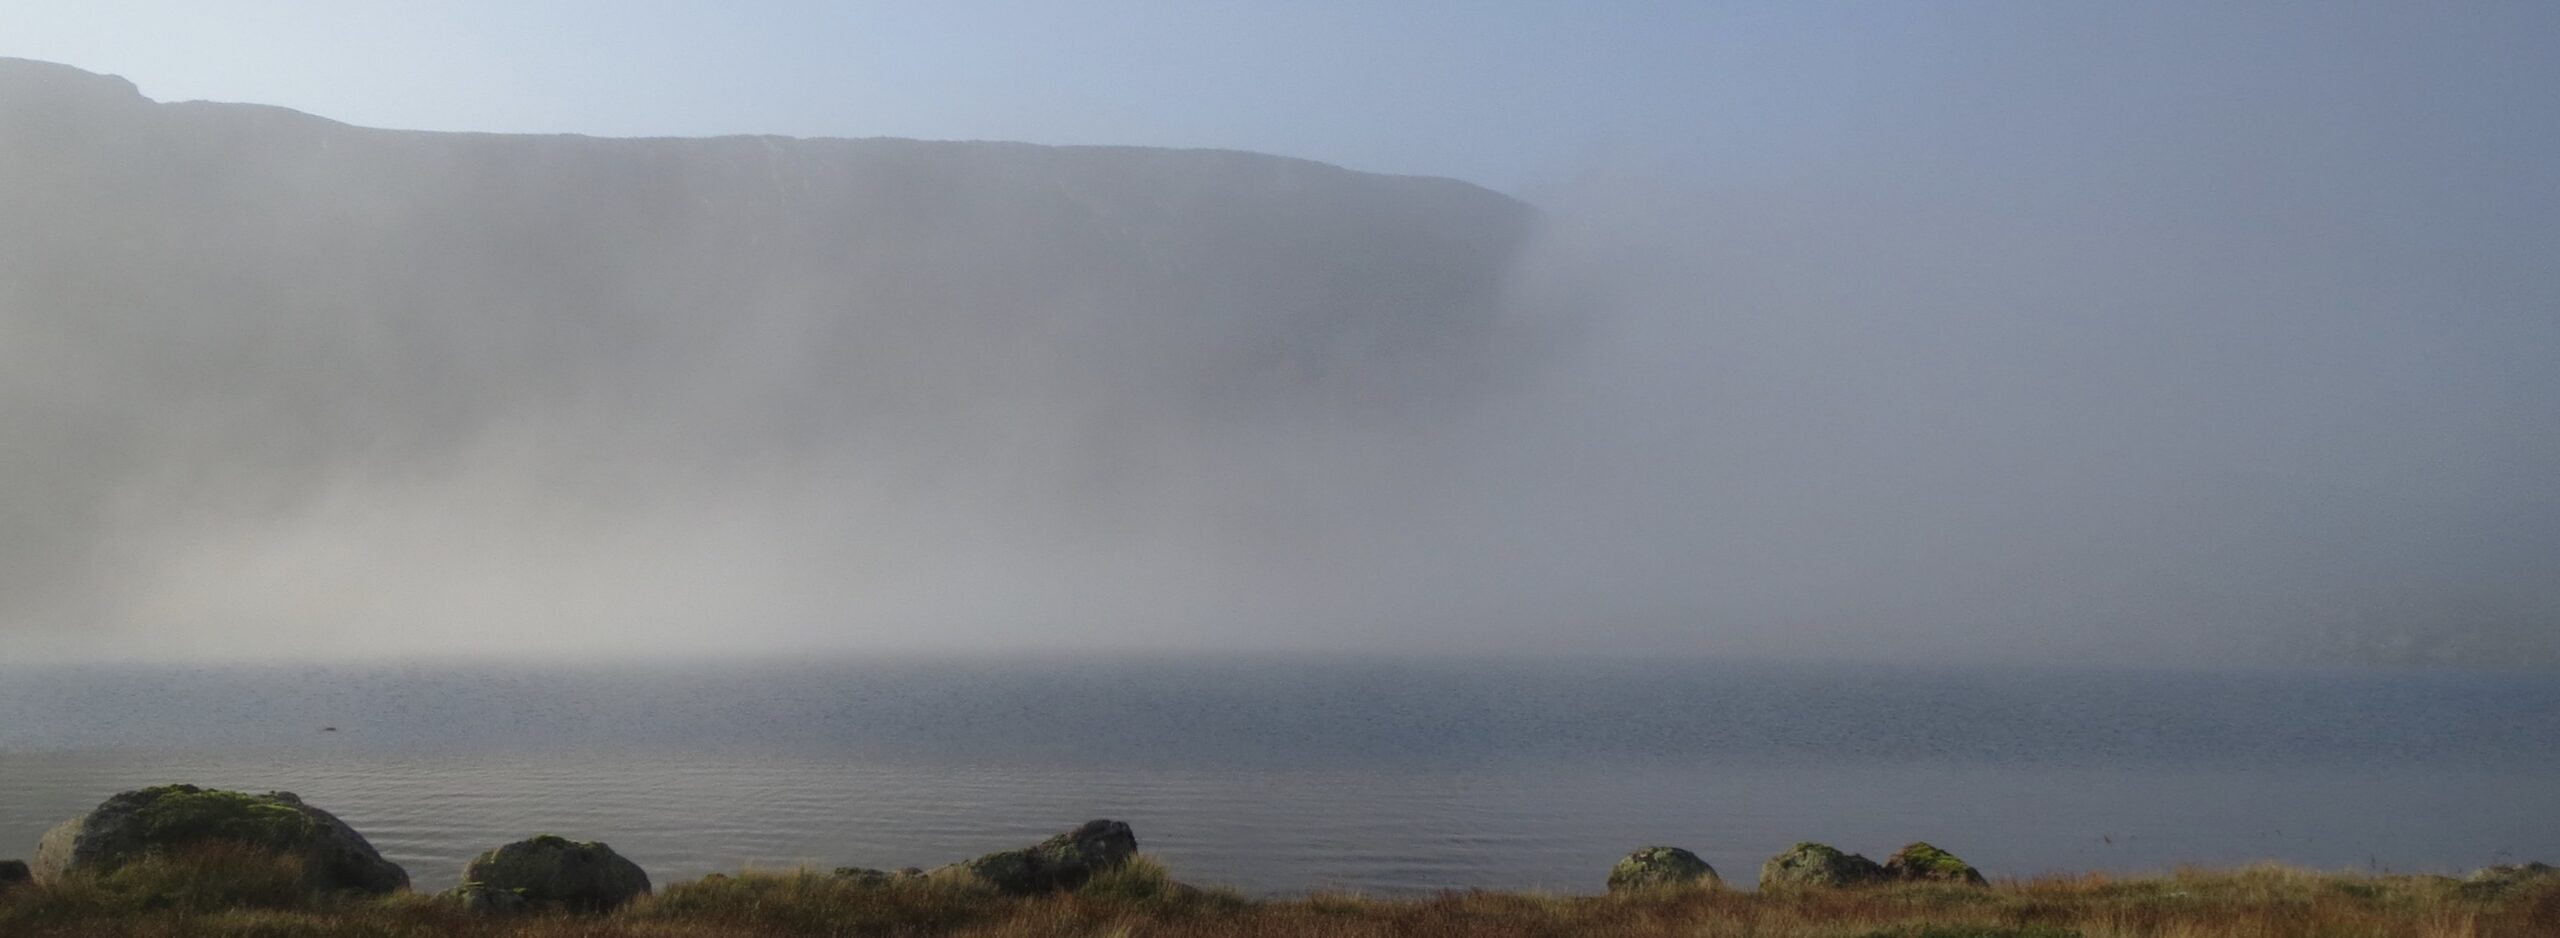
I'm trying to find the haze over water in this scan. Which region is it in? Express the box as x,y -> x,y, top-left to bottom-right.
2,1 -> 2556,897
5,658 -> 2557,894
2,3 -> 2554,667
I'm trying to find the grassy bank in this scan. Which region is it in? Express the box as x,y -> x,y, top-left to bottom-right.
3,851 -> 2554,937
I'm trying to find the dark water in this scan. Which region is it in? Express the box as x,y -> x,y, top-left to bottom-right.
2,658 -> 2554,895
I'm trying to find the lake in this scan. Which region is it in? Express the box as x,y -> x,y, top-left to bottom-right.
2,657 -> 2553,895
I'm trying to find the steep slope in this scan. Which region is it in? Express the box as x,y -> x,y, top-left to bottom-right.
0,58 -> 1549,648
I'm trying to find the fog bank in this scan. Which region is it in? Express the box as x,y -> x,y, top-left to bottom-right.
3,54 -> 2553,666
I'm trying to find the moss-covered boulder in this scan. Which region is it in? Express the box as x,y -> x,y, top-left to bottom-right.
1606,846 -> 1720,892
458,834 -> 651,913
1759,842 -> 1887,889
1883,842 -> 1987,886
0,859 -> 29,894
27,785 -> 407,893
940,819 -> 1138,895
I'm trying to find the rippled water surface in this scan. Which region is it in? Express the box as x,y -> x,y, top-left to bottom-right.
3,658 -> 2554,894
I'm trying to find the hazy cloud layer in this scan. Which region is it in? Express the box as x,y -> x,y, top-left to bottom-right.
2,54 -> 2554,665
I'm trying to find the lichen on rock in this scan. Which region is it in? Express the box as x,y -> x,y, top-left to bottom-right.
1607,846 -> 1720,892
1883,842 -> 1987,886
1759,842 -> 1888,889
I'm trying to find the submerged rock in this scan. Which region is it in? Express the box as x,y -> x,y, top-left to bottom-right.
1607,846 -> 1720,892
1883,842 -> 1987,886
28,784 -> 407,893
460,834 -> 651,912
941,819 -> 1138,895
1759,842 -> 1888,889
0,859 -> 29,894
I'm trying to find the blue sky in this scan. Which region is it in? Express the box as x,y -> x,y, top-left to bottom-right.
7,2 -> 2551,193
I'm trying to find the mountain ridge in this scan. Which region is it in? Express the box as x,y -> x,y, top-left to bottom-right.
0,56 -> 1557,650
0,56 -> 1518,201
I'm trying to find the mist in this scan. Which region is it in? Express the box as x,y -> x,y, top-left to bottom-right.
4,20 -> 2556,668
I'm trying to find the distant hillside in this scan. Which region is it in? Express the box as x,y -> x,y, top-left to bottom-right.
0,57 -> 1537,416
0,57 -> 1550,638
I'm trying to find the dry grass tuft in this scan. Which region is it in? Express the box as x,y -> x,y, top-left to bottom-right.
1,852 -> 2554,937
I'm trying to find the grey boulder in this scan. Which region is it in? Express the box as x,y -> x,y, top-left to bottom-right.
29,784 -> 407,893
1607,846 -> 1720,892
1882,842 -> 1987,886
1759,842 -> 1888,889
458,834 -> 651,912
941,819 -> 1138,895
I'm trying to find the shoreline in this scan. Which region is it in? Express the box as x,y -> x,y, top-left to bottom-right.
6,856 -> 2555,937
7,785 -> 2554,937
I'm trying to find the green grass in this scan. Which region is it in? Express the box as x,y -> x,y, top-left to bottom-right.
3,854 -> 2554,937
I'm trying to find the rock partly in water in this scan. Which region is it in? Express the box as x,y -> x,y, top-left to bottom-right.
1607,846 -> 1721,892
1759,842 -> 1888,889
28,785 -> 408,894
0,859 -> 29,894
941,820 -> 1138,895
1883,842 -> 1988,886
460,835 -> 652,913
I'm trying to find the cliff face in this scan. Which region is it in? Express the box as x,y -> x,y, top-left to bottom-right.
0,55 -> 1537,419
0,59 -> 1552,628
